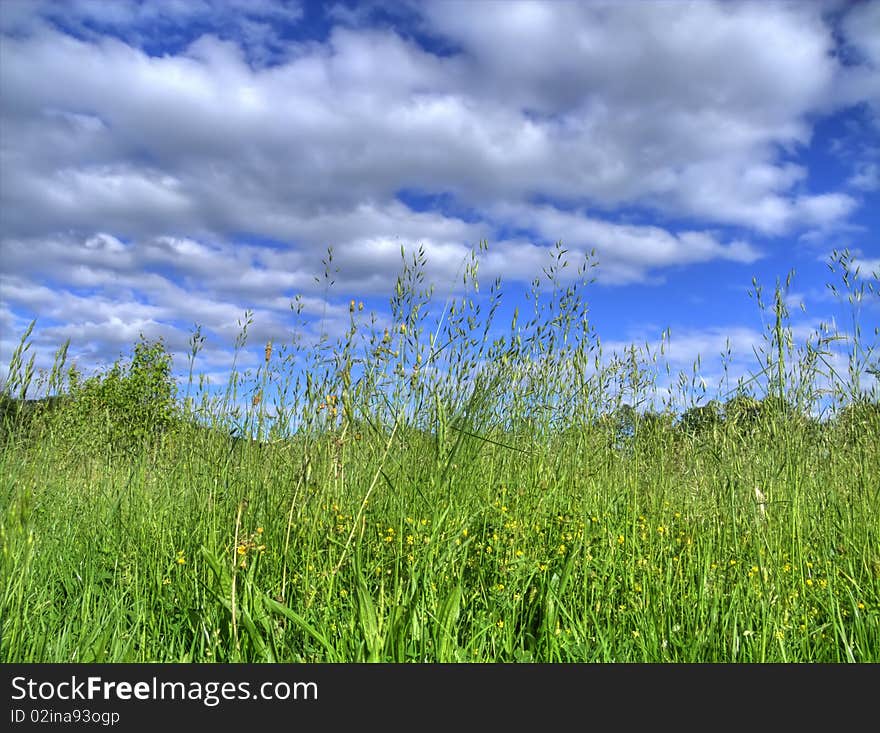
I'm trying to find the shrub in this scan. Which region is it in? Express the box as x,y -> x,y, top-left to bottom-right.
58,336 -> 179,452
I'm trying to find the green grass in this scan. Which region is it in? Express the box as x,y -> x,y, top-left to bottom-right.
1,244 -> 878,662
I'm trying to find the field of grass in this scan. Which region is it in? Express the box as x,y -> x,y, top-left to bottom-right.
1,246 -> 878,662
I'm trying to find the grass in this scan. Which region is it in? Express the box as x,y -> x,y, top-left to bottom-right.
1,243 -> 878,662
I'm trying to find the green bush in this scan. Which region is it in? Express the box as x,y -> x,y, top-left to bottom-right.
58,336 -> 179,452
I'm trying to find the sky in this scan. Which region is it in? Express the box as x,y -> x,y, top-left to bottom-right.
0,0 -> 878,411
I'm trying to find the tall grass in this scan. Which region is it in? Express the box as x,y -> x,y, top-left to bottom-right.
1,245 -> 877,662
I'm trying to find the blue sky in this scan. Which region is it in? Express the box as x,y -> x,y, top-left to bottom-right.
0,0 -> 878,408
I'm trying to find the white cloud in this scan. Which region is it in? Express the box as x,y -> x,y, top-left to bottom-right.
1,0 -> 878,377
1,3 -> 868,244
484,203 -> 761,284
847,162 -> 880,191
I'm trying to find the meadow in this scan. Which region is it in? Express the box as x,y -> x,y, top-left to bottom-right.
1,245 -> 878,662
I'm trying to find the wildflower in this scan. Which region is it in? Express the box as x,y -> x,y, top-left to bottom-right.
496,620 -> 504,629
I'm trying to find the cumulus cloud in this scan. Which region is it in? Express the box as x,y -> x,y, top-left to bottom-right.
1,0 -> 877,376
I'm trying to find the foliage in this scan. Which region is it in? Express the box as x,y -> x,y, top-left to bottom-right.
1,246 -> 878,662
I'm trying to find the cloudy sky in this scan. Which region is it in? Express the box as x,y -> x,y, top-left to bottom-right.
1,0 -> 878,404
